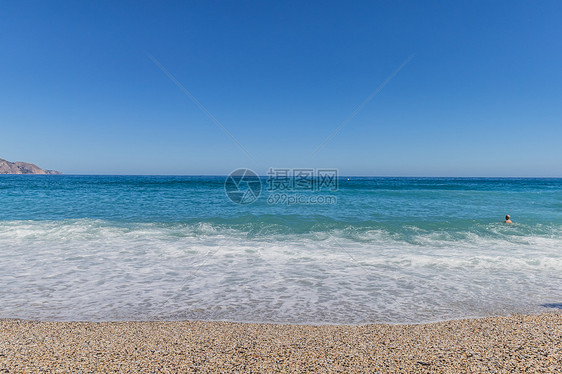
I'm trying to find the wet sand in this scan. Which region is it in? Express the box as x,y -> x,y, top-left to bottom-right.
1,313 -> 561,373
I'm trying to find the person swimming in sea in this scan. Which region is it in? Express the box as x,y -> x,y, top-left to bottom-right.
505,214 -> 512,223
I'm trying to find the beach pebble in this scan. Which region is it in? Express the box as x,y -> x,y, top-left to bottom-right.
1,313 -> 561,373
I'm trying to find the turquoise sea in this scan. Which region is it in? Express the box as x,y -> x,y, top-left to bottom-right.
1,175 -> 561,323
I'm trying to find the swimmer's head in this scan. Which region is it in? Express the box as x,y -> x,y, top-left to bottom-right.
505,215 -> 510,220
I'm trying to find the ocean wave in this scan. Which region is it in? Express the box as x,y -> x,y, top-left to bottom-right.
1,218 -> 561,323
1,217 -> 559,246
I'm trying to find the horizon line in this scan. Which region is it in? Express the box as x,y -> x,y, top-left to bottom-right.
3,174 -> 562,179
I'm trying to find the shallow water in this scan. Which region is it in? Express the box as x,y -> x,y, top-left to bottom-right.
1,175 -> 561,323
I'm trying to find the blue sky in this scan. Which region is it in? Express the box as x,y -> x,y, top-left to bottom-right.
1,0 -> 561,176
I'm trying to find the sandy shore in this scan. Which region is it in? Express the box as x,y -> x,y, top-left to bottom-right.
1,313 -> 561,373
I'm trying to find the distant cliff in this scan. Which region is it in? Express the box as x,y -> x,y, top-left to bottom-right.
0,158 -> 62,175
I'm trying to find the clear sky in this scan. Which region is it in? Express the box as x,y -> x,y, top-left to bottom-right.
1,1 -> 561,176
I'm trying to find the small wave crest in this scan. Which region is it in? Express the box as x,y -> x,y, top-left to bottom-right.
1,217 -> 561,256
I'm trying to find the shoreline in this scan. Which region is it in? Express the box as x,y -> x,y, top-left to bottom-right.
0,309 -> 555,326
1,312 -> 560,372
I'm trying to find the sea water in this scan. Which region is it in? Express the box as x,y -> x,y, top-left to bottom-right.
0,175 -> 561,324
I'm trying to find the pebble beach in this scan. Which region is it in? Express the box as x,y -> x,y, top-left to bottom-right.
1,312 -> 561,373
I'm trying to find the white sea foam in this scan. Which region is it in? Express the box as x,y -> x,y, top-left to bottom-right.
0,219 -> 561,323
